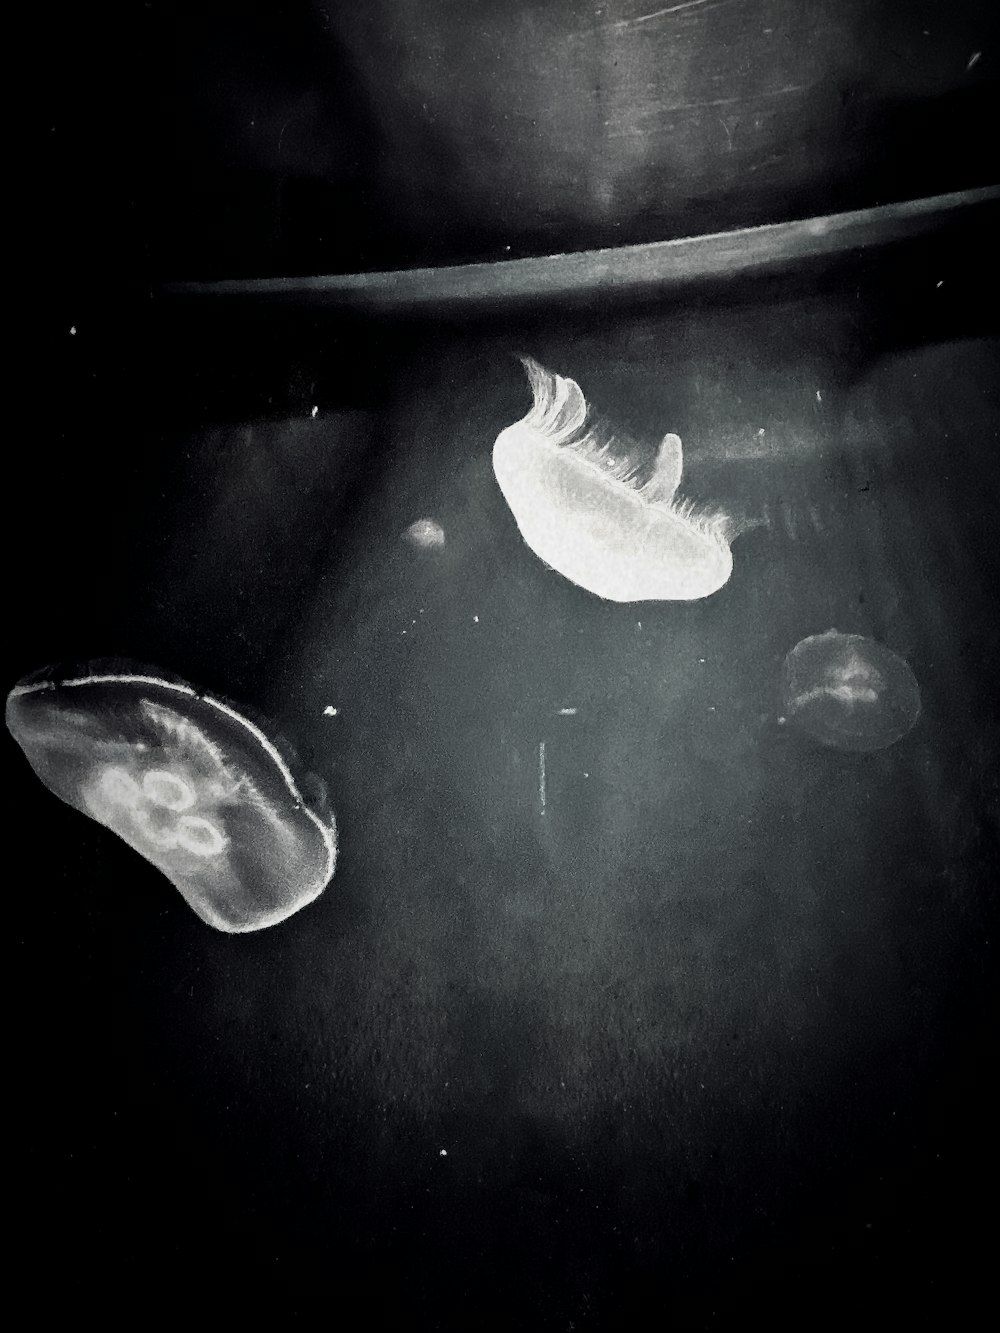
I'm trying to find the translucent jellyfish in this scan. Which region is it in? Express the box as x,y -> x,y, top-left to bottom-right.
5,663 -> 338,932
492,358 -> 735,601
781,630 -> 921,752
403,517 -> 446,549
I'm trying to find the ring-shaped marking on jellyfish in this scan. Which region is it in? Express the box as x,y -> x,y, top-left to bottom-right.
175,814 -> 227,857
142,768 -> 196,811
98,765 -> 142,808
5,666 -> 339,932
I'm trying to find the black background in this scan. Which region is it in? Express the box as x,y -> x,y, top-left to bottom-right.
12,3 -> 999,1328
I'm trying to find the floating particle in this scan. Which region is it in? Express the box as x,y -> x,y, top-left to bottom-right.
403,517 -> 446,549
6,663 -> 338,932
780,630 -> 921,752
492,358 -> 735,601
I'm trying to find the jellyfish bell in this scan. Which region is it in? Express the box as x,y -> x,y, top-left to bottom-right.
5,663 -> 338,932
403,517 -> 446,549
781,630 -> 921,753
492,358 -> 735,602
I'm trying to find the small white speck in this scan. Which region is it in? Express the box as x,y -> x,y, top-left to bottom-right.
757,428 -> 766,436
439,1148 -> 448,1157
698,657 -> 706,664
557,707 -> 578,715
777,715 -> 787,725
69,326 -> 77,335
473,615 -> 479,623
637,621 -> 642,630
583,771 -> 590,779
815,389 -> 823,403
323,706 -> 338,716
709,705 -> 717,712
936,280 -> 944,288
966,51 -> 981,69
311,405 -> 318,418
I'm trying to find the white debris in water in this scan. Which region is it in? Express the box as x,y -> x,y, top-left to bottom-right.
439,1149 -> 448,1157
557,707 -> 577,715
967,51 -> 981,70
323,706 -> 338,716
311,406 -> 318,418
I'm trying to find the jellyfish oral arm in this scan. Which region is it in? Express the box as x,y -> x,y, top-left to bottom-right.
644,432 -> 683,504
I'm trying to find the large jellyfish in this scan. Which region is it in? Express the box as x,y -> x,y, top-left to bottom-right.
781,630 -> 921,753
492,358 -> 735,602
5,663 -> 338,932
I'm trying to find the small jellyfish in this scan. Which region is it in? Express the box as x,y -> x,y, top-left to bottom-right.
5,663 -> 338,932
403,517 -> 446,549
781,630 -> 921,752
492,358 -> 735,601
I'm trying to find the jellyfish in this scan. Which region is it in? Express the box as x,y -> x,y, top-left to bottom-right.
5,662 -> 338,932
492,358 -> 735,601
403,517 -> 446,549
780,630 -> 921,752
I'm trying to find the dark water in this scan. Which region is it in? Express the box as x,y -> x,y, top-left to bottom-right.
9,264 -> 998,1326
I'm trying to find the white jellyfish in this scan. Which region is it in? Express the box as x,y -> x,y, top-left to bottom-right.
781,630 -> 922,752
403,517 -> 446,549
6,663 -> 338,932
492,358 -> 735,602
